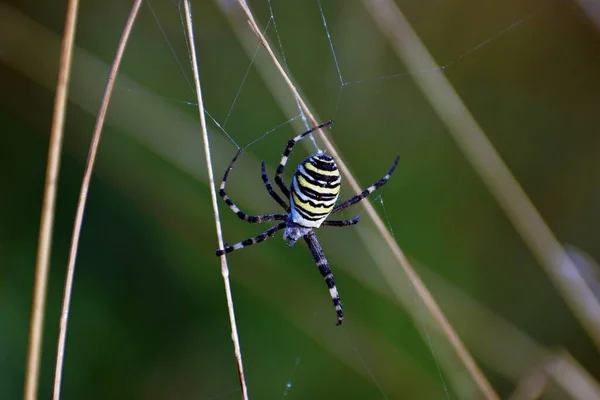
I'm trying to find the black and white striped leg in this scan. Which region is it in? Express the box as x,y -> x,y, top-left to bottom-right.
261,161 -> 289,211
216,222 -> 287,256
331,156 -> 400,214
304,232 -> 344,326
274,120 -> 334,198
322,216 -> 359,227
220,148 -> 287,223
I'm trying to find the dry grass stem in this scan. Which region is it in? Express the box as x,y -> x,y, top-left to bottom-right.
363,0 -> 600,351
24,1 -> 80,399
236,1 -> 498,398
182,1 -> 249,398
573,0 -> 600,30
547,352 -> 600,400
52,1 -> 143,398
509,358 -> 552,400
510,352 -> 600,400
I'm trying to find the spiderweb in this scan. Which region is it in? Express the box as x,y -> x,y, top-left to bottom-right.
91,0 -> 591,398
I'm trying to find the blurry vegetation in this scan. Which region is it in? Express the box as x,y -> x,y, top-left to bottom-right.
1,0 -> 600,398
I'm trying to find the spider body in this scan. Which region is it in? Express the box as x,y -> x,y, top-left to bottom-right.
285,154 -> 341,243
216,121 -> 399,325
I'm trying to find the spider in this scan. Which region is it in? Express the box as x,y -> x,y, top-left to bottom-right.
216,120 -> 399,325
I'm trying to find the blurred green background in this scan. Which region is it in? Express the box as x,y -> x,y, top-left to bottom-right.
1,0 -> 600,398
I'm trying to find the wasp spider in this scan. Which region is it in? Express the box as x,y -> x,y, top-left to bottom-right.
216,121 -> 399,325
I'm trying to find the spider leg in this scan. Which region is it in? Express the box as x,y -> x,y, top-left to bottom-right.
331,156 -> 400,214
261,161 -> 289,211
220,149 -> 287,223
274,120 -> 334,198
216,222 -> 287,256
322,216 -> 359,227
304,232 -> 344,326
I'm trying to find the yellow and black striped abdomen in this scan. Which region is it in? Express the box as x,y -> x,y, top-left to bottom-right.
290,154 -> 341,228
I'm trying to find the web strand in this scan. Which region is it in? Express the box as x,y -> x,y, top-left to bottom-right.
373,196 -> 451,398
317,0 -> 344,85
146,0 -> 194,91
134,0 -> 557,113
223,17 -> 274,127
316,0 -> 558,88
350,340 -> 390,399
244,114 -> 302,149
268,0 -> 321,152
282,356 -> 301,396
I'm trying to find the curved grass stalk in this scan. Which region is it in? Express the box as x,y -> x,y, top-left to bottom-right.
53,1 -> 143,398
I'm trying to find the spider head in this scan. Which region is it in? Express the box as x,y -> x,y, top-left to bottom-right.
283,220 -> 312,247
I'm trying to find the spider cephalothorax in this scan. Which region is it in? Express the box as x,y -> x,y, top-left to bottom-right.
216,121 -> 399,325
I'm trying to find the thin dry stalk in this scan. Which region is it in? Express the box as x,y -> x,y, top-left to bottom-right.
510,351 -> 600,400
52,1 -> 143,398
547,352 -> 600,400
235,1 -> 498,399
181,1 -> 249,399
363,0 -> 600,350
573,0 -> 600,30
509,358 -> 553,400
25,1 -> 80,399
